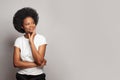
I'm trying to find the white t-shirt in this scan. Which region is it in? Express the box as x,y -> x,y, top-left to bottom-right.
14,34 -> 47,75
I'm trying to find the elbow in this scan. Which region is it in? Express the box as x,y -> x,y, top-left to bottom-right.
35,60 -> 42,66
36,61 -> 42,66
13,61 -> 19,68
35,57 -> 44,65
13,63 -> 17,68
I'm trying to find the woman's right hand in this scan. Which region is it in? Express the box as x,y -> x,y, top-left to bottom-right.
37,59 -> 47,68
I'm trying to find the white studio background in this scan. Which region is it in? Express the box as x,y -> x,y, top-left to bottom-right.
0,0 -> 120,80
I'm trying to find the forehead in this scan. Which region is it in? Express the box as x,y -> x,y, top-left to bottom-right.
23,17 -> 34,22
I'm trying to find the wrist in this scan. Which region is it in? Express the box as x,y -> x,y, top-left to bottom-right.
29,40 -> 34,44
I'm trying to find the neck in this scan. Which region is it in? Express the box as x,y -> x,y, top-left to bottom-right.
24,33 -> 37,39
24,33 -> 29,39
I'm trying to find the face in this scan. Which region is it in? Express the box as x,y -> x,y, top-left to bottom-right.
22,17 -> 36,33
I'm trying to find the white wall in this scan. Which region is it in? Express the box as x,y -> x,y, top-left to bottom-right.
0,0 -> 120,80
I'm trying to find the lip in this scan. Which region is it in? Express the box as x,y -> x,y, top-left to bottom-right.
28,29 -> 34,32
29,28 -> 34,30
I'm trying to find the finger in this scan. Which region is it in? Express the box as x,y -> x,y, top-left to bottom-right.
43,61 -> 46,65
28,33 -> 30,38
33,29 -> 36,35
33,29 -> 36,33
31,30 -> 36,36
41,61 -> 46,66
40,63 -> 44,67
33,31 -> 36,36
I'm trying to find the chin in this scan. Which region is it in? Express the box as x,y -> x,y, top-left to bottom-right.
26,31 -> 32,34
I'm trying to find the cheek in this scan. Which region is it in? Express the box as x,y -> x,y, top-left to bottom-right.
23,24 -> 36,30
23,26 -> 29,30
33,26 -> 36,29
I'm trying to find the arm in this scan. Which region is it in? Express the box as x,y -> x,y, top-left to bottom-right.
29,41 -> 47,65
13,46 -> 38,69
28,32 -> 47,65
38,45 -> 47,65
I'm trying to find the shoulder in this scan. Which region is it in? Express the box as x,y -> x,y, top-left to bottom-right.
14,36 -> 24,48
14,36 -> 24,42
35,33 -> 47,45
35,33 -> 46,39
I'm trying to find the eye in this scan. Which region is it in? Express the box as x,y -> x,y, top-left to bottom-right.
25,23 -> 30,26
32,22 -> 35,24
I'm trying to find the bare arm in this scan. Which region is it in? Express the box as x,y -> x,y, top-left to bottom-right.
28,32 -> 47,65
13,46 -> 38,69
29,41 -> 47,65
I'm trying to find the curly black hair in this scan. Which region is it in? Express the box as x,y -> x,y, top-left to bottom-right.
13,7 -> 39,33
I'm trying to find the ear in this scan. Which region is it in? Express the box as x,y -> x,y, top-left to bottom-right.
21,26 -> 24,29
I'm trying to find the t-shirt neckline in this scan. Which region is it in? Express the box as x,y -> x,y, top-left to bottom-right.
23,34 -> 37,40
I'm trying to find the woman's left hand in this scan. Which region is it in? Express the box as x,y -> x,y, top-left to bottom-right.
40,59 -> 47,68
28,30 -> 36,42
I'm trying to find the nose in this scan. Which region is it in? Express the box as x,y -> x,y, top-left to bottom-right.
30,23 -> 35,28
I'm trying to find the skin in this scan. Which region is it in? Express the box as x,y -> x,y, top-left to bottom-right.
13,17 -> 47,69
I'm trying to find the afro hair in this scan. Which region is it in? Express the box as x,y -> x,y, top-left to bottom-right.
13,7 -> 39,33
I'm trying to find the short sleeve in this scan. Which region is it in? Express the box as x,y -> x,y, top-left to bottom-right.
14,38 -> 21,48
38,35 -> 48,46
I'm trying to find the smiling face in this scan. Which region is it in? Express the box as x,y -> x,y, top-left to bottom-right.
22,17 -> 36,34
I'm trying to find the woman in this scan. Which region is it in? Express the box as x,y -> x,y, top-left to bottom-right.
13,7 -> 47,80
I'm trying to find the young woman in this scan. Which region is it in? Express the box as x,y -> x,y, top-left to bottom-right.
13,7 -> 47,80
